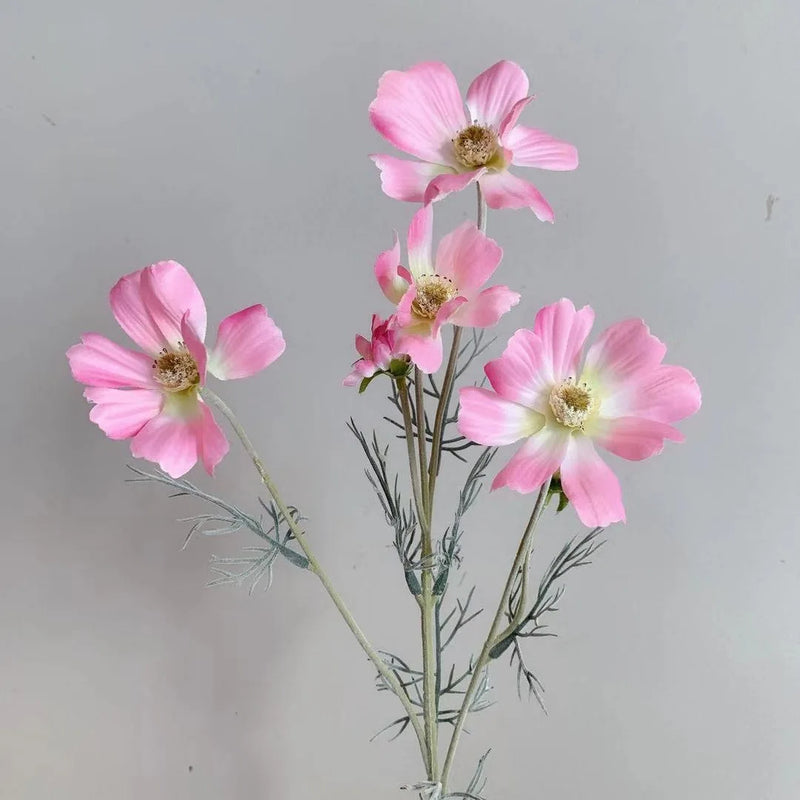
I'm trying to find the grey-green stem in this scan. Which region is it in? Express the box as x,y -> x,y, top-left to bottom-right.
199,385 -> 431,775
440,478 -> 552,792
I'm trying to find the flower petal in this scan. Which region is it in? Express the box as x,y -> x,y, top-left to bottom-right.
533,299 -> 595,385
181,313 -> 207,383
498,96 -> 533,139
449,285 -> 520,328
140,260 -> 207,348
593,416 -> 684,461
484,328 -> 552,410
505,125 -> 579,170
582,318 -> 667,404
560,435 -> 625,527
491,424 -> 570,493
197,402 -> 229,475
207,305 -> 285,381
612,364 -> 702,423
407,205 -> 434,280
67,333 -> 156,388
370,155 -> 452,202
397,330 -> 443,374
375,235 -> 410,304
424,169 -> 484,205
458,387 -> 543,446
84,387 -> 163,440
130,407 -> 201,478
369,62 -> 466,165
466,61 -> 529,129
109,269 -> 166,355
479,170 -> 555,221
433,221 -> 503,291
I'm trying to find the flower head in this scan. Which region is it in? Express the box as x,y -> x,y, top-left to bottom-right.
458,299 -> 701,526
67,260 -> 285,478
343,314 -> 409,391
369,60 -> 578,221
376,205 -> 520,374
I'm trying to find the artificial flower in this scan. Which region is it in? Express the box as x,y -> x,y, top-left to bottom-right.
376,205 -> 519,374
458,299 -> 701,526
343,314 -> 409,390
370,60 -> 578,221
67,260 -> 285,478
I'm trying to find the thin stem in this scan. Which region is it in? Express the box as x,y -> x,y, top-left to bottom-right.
476,182 -> 487,233
397,377 -> 427,533
199,386 -> 430,775
427,326 -> 463,504
414,368 -> 430,520
440,479 -> 552,792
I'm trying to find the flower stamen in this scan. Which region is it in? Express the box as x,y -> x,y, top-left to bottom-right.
549,378 -> 596,430
412,275 -> 458,320
153,344 -> 200,392
453,124 -> 499,168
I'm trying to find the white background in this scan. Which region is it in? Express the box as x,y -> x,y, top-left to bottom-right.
1,1 -> 798,798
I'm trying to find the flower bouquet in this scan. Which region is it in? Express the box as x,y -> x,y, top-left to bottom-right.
67,60 -> 700,798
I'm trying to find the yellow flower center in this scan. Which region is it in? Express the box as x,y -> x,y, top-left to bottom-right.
153,344 -> 200,392
412,275 -> 458,320
549,378 -> 597,430
453,124 -> 499,168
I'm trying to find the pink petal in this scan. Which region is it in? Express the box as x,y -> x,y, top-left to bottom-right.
505,125 -> 579,170
450,285 -> 521,328
560,435 -> 625,527
394,284 -> 419,328
355,334 -> 372,360
466,61 -> 529,129
582,319 -> 667,400
479,170 -> 555,221
207,305 -> 285,381
407,205 -> 434,280
67,333 -> 156,388
84,387 -> 163,440
369,62 -> 466,165
130,407 -> 202,478
498,96 -> 533,139
140,261 -> 207,348
433,221 -> 502,291
593,415 -> 684,461
197,402 -> 229,476
424,169 -> 484,205
370,155 -> 452,202
458,387 -> 543,446
491,425 -> 570,493
109,269 -> 166,355
397,330 -> 443,374
181,313 -> 207,383
533,299 -> 595,384
431,295 -> 468,336
614,364 -> 702,423
375,236 -> 410,304
484,328 -> 552,410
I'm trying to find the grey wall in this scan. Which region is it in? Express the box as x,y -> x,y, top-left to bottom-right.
2,1 -> 798,798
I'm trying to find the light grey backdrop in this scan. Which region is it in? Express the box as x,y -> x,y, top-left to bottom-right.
2,1 -> 798,798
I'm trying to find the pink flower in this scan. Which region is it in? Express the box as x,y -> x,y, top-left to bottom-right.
376,205 -> 520,374
369,60 -> 578,222
458,299 -> 701,527
343,314 -> 409,390
67,260 -> 285,478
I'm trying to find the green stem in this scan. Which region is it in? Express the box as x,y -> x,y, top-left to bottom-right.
440,478 -> 551,792
199,385 -> 430,776
414,367 -> 430,519
397,378 -> 439,779
426,326 -> 463,507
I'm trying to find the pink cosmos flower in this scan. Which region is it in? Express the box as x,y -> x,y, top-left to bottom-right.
343,314 -> 409,389
370,60 -> 578,221
67,260 -> 285,478
458,299 -> 701,527
376,205 -> 520,374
